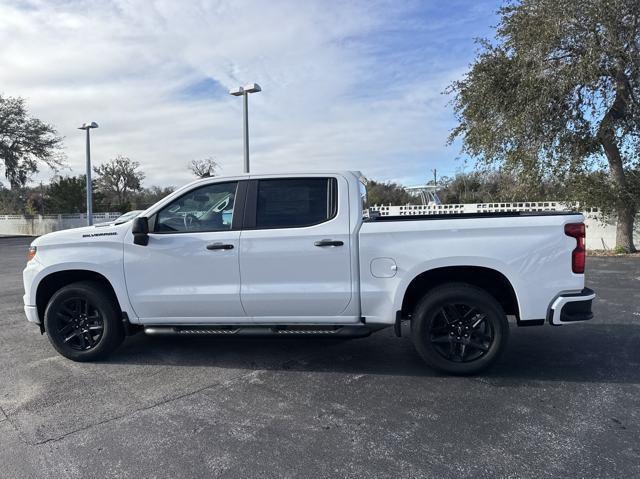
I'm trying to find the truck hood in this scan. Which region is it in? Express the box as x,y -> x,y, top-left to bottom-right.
32,222 -> 129,247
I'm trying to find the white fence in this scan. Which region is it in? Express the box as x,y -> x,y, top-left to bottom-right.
369,202 -> 639,251
0,213 -> 121,236
369,201 -> 601,215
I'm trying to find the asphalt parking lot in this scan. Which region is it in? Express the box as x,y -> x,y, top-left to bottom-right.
0,236 -> 639,478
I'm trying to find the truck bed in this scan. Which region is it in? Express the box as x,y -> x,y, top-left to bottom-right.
358,210 -> 585,324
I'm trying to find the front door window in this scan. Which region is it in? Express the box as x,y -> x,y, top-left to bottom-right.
155,182 -> 238,233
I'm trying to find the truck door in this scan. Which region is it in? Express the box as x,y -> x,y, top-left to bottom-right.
239,176 -> 354,320
123,180 -> 246,323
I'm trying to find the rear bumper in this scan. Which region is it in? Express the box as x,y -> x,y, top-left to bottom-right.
548,288 -> 595,325
24,304 -> 40,324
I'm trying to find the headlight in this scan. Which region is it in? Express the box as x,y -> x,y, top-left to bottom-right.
27,246 -> 37,262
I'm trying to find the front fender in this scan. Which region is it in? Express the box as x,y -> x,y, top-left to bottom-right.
23,233 -> 138,323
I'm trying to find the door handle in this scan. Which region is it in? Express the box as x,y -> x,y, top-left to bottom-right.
314,239 -> 344,247
206,242 -> 234,250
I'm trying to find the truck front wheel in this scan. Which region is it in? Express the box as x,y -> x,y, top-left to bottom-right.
44,281 -> 124,361
411,283 -> 509,375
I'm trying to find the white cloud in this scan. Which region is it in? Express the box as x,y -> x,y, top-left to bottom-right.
0,0 -> 496,187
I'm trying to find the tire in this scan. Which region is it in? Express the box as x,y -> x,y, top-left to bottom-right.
44,281 -> 124,361
411,283 -> 509,375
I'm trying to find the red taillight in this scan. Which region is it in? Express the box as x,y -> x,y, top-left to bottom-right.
564,223 -> 585,274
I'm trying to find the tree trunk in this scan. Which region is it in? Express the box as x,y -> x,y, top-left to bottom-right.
597,129 -> 637,251
616,203 -> 637,253
597,72 -> 637,253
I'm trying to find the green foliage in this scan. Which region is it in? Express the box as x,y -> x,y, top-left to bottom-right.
365,180 -> 413,206
47,175 -> 110,213
613,244 -> 630,254
437,169 -> 565,204
0,184 -> 45,215
0,95 -> 64,188
567,169 -> 639,217
447,0 -> 640,251
1,169 -> 173,215
47,176 -> 86,213
130,185 -> 175,210
24,196 -> 39,216
0,184 -> 24,214
94,155 -> 145,209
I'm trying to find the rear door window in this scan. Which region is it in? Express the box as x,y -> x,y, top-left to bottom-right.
255,178 -> 337,229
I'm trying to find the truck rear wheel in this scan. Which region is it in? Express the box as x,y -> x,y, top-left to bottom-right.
411,283 -> 509,375
44,281 -> 124,361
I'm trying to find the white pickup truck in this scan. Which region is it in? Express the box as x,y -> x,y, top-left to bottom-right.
23,171 -> 595,374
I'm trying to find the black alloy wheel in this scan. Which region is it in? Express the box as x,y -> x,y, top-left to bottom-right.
44,281 -> 124,361
51,297 -> 105,351
411,283 -> 509,375
428,302 -> 494,363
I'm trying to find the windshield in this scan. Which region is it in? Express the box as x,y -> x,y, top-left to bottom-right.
114,210 -> 142,225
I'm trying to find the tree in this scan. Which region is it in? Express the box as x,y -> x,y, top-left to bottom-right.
0,184 -> 23,214
188,157 -> 218,178
437,169 -> 566,204
94,155 -> 144,210
130,185 -> 175,209
0,95 -> 64,188
46,175 -> 108,213
46,175 -> 85,213
365,180 -> 413,206
0,183 -> 48,215
447,0 -> 640,252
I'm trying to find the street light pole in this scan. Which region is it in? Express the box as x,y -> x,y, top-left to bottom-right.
84,128 -> 92,225
242,90 -> 249,173
78,122 -> 99,225
230,83 -> 261,173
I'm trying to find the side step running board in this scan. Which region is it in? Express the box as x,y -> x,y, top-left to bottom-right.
144,325 -> 377,338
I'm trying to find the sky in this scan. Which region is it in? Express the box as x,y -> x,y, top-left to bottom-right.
0,0 -> 501,188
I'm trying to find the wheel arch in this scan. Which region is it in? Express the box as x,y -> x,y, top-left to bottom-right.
36,270 -> 122,330
400,266 -> 520,321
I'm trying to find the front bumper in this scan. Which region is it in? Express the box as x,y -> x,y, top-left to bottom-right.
548,288 -> 595,325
